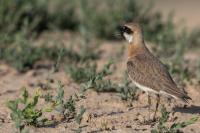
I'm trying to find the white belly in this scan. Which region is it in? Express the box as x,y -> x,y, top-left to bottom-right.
131,79 -> 178,99
131,80 -> 158,94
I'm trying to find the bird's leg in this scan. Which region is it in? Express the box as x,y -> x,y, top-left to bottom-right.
147,93 -> 151,120
153,94 -> 160,121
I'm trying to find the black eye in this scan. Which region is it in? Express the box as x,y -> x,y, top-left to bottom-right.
122,26 -> 126,30
118,25 -> 133,34
119,26 -> 133,34
124,27 -> 133,34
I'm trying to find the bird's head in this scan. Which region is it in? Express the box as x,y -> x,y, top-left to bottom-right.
118,22 -> 143,44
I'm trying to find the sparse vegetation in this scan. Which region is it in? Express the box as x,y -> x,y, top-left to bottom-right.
117,72 -> 138,102
66,59 -> 112,82
7,82 -> 86,132
80,60 -> 115,92
0,0 -> 199,74
0,32 -> 63,72
53,82 -> 76,121
0,32 -> 99,72
66,60 -> 138,101
65,63 -> 97,83
2,0 -> 200,132
151,106 -> 198,133
7,88 -> 53,131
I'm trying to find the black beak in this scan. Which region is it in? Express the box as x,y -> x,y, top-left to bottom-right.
117,25 -> 125,36
118,25 -> 124,31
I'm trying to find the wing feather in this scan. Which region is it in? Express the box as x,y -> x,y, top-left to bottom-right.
127,53 -> 191,102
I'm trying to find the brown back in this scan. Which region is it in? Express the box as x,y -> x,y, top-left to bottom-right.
127,47 -> 190,101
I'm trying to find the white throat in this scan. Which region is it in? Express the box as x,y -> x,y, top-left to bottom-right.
123,33 -> 133,43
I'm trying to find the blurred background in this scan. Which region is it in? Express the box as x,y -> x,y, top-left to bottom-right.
141,0 -> 200,29
0,0 -> 200,71
0,0 -> 200,132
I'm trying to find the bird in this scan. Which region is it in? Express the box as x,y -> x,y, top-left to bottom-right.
118,22 -> 191,120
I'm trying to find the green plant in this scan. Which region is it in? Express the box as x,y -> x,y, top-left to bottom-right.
187,28 -> 200,49
0,0 -> 78,35
1,0 -> 200,77
77,62 -> 138,102
53,82 -> 76,121
66,59 -> 112,83
72,105 -> 86,133
65,63 -> 97,83
75,106 -> 86,125
7,88 -> 52,131
82,77 -> 117,92
44,93 -> 53,102
77,0 -> 165,40
1,32 -> 38,71
51,82 -> 86,133
169,117 -> 198,132
0,31 -> 63,72
1,0 -> 194,43
151,106 -> 198,133
79,60 -> 117,92
7,81 -> 87,132
117,72 -> 137,101
0,31 -> 100,72
63,42 -> 100,64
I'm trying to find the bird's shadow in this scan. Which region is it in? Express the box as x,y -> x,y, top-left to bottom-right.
173,105 -> 200,114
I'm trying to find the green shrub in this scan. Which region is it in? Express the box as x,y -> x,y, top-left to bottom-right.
1,0 -> 200,73
7,82 -> 86,131
0,0 -> 185,42
7,88 -> 49,131
151,106 -> 198,133
0,32 -> 63,72
0,0 -> 78,35
65,63 -> 97,83
0,31 -> 99,72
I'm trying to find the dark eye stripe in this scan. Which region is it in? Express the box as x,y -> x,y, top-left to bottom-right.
124,26 -> 133,34
118,25 -> 133,34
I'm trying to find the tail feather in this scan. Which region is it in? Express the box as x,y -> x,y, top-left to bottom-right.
181,95 -> 192,103
164,85 -> 191,103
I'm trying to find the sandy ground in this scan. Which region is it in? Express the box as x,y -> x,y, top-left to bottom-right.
1,1 -> 200,133
0,39 -> 200,133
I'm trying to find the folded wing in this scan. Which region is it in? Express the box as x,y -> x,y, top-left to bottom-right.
127,53 -> 191,102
